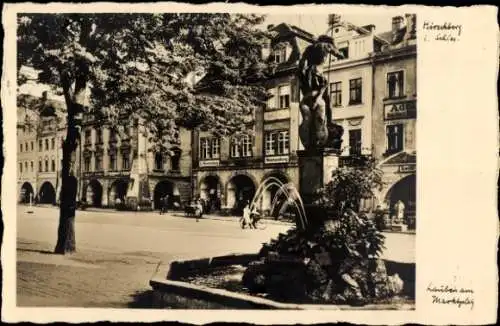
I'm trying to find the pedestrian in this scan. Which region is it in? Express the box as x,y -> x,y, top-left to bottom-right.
195,197 -> 203,222
240,201 -> 252,229
162,195 -> 169,214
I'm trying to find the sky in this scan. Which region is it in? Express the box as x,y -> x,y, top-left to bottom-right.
262,14 -> 394,37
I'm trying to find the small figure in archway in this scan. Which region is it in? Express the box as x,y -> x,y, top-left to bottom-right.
161,195 -> 169,214
393,200 -> 406,224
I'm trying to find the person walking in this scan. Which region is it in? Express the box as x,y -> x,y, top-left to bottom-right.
240,202 -> 253,229
162,194 -> 169,214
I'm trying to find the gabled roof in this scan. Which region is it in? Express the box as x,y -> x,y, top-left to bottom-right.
270,22 -> 315,42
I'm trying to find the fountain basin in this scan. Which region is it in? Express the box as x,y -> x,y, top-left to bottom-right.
149,254 -> 415,310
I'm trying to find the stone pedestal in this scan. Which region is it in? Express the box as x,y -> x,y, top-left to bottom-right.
297,149 -> 340,228
297,149 -> 340,205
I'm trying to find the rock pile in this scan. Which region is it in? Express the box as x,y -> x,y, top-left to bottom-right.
242,213 -> 404,305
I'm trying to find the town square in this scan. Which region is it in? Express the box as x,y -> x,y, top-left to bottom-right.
14,11 -> 417,309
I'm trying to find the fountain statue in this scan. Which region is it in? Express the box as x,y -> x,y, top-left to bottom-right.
296,35 -> 345,220
297,35 -> 344,151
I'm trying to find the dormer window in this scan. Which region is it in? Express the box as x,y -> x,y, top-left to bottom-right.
271,47 -> 287,64
337,41 -> 349,59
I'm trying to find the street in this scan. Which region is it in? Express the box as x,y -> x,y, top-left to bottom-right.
16,205 -> 415,308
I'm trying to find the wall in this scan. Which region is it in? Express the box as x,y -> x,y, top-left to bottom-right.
325,59 -> 373,156
372,50 -> 417,160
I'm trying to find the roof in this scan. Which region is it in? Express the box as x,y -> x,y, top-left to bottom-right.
376,31 -> 393,44
270,23 -> 315,42
17,93 -> 66,128
383,151 -> 416,165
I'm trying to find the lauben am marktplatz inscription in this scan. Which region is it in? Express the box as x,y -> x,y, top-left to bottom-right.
426,283 -> 474,310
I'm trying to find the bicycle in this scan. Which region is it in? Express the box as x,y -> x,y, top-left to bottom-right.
240,213 -> 267,230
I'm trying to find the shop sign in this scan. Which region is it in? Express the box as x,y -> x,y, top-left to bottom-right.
384,100 -> 416,120
265,155 -> 289,164
199,160 -> 220,167
399,164 -> 416,173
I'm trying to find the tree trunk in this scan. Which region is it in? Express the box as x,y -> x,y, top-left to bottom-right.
54,108 -> 80,254
54,60 -> 88,254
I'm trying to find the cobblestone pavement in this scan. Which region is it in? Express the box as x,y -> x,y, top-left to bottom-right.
16,205 -> 415,308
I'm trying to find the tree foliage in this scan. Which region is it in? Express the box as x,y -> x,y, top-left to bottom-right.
17,13 -> 274,150
314,156 -> 384,216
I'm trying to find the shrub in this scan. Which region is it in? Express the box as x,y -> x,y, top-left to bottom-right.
313,155 -> 383,217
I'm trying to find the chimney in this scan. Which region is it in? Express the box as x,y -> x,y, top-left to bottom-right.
327,14 -> 342,27
391,16 -> 405,43
405,14 -> 416,39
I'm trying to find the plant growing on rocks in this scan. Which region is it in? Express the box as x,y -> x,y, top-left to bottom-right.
243,156 -> 404,305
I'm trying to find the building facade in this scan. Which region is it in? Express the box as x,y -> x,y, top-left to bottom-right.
192,23 -> 315,216
324,17 -> 389,161
372,14 -> 417,226
17,93 -> 65,205
17,94 -> 193,211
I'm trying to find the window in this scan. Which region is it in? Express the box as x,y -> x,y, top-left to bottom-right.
200,138 -> 220,160
25,142 -> 29,151
96,128 -> 103,144
19,163 -> 23,173
271,47 -> 287,63
265,130 -> 289,156
330,82 -> 342,107
349,129 -> 362,156
24,161 -> 28,172
387,71 -> 404,98
31,161 -> 34,172
31,141 -> 34,151
122,154 -> 130,170
20,143 -> 23,152
45,159 -> 49,172
51,138 -> 55,149
84,157 -> 91,172
386,124 -> 404,154
38,160 -> 42,172
45,139 -> 49,150
109,154 -> 116,171
39,140 -> 43,151
231,135 -> 253,158
277,131 -> 289,155
155,153 -> 164,170
337,41 -> 349,59
171,149 -> 181,171
109,130 -> 117,142
349,78 -> 362,104
51,159 -> 56,172
265,133 -> 276,156
95,155 -> 102,171
278,85 -> 290,109
85,130 -> 92,145
211,138 -> 220,159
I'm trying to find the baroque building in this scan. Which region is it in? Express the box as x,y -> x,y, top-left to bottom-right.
192,23 -> 314,216
371,14 -> 417,227
16,93 -> 193,210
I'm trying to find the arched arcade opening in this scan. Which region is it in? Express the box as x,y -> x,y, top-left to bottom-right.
385,174 -> 416,225
154,180 -> 180,210
38,182 -> 56,204
226,174 -> 256,215
20,182 -> 34,204
108,179 -> 128,207
199,175 -> 222,213
258,172 -> 291,217
84,180 -> 103,207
